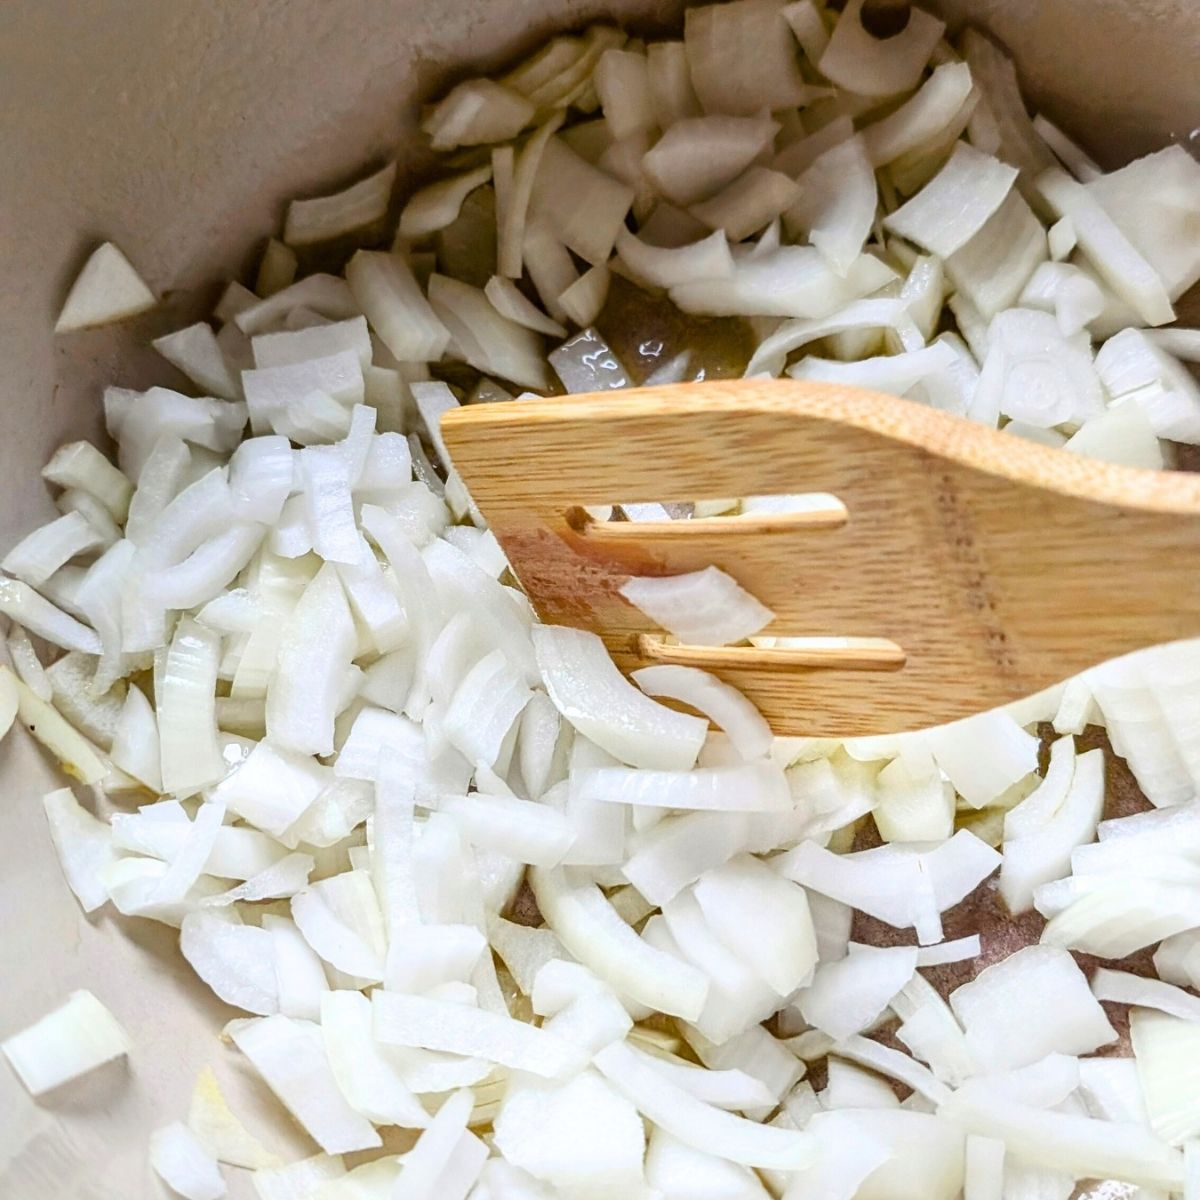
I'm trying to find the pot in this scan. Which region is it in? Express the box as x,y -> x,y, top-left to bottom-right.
0,1 -> 1197,1192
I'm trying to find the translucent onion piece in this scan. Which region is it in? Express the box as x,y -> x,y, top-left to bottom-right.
620,566 -> 772,647
230,1016 -> 382,1154
149,1121 -> 227,1200
154,322 -> 240,400
593,1039 -> 815,1170
42,440 -> 133,523
949,945 -> 1117,1072
0,575 -> 101,654
863,61 -> 976,168
632,665 -> 771,761
576,759 -> 790,813
533,625 -> 705,771
345,251 -> 450,363
424,80 -> 535,150
187,1065 -> 282,1169
530,137 -> 634,266
372,990 -> 580,1078
0,989 -> 131,1096
494,1072 -> 646,1196
484,275 -> 567,337
786,136 -> 877,275
646,41 -> 702,129
400,164 -> 493,241
283,162 -> 396,246
55,241 -> 155,332
159,617 -> 225,795
818,0 -> 945,98
3,511 -> 104,587
530,866 -> 709,1020
42,787 -> 116,914
642,114 -> 779,206
7,668 -> 107,783
685,0 -> 811,115
1036,166 -> 1174,327
1131,1008 -> 1200,1146
428,274 -> 551,391
234,274 -> 359,336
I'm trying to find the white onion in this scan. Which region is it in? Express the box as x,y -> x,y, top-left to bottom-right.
1131,1008 -> 1200,1147
55,241 -> 155,332
642,114 -> 778,206
230,1016 -> 381,1154
594,1039 -> 815,1170
149,1121 -> 227,1200
796,945 -> 918,1041
187,1065 -> 282,1170
0,989 -> 131,1096
292,870 -> 387,981
818,0 -> 944,98
284,162 -> 395,246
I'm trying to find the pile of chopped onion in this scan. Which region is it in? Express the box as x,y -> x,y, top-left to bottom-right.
4,2 -> 1200,1197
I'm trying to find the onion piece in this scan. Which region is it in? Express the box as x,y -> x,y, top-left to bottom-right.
436,792 -> 573,868
1092,968 -> 1200,1023
1041,878 -> 1200,958
1131,1008 -> 1200,1146
484,275 -> 566,337
575,759 -> 790,812
557,265 -> 611,329
863,62 -> 976,168
424,80 -> 535,150
684,0 -> 811,115
786,136 -> 877,275
231,1016 -> 381,1154
283,162 -> 395,246
292,870 -> 387,981
42,440 -> 133,523
885,143 -> 1017,259
1001,747 -> 1104,914
796,945 -> 918,1041
318,991 -> 429,1129
428,274 -> 550,392
926,709 -> 1039,809
834,1033 -> 953,1108
149,1122 -> 226,1200
158,617 -> 224,795
642,114 -> 779,206
949,945 -> 1116,1071
494,1071 -> 647,1196
674,246 -> 895,320
0,989 -> 131,1096
619,566 -> 772,647
399,164 -> 493,241
3,511 -> 104,587
530,866 -> 708,1020
345,251 -> 450,363
0,575 -> 101,654
533,625 -> 705,771
154,322 -> 240,400
389,1088 -> 486,1200
645,41 -> 701,128
530,137 -> 634,266
1036,167 -> 1174,327
55,241 -> 155,332
498,115 -> 565,281
818,0 -> 945,98
251,1155 -> 346,1200
188,1065 -> 282,1170
616,226 -> 734,290
372,990 -> 580,1078
594,47 -> 656,140
632,665 -> 771,761
940,1086 -> 1184,1191
6,667 -> 106,783
42,787 -> 116,914
593,1039 -> 815,1170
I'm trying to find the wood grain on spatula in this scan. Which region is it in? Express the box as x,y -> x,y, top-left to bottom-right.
441,380 -> 1200,736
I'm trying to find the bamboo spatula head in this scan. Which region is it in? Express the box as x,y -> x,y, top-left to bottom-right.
440,379 -> 1200,736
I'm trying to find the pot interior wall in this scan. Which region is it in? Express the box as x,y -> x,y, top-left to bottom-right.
0,1 -> 1196,1193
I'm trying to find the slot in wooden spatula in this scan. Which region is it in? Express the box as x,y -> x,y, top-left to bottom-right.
440,380 -> 1200,736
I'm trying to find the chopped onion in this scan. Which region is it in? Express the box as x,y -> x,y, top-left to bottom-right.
796,945 -> 917,1041
230,1015 -> 382,1154
684,0 -> 811,115
424,80 -> 535,150
926,709 -> 1039,809
0,989 -> 131,1096
149,1121 -> 227,1200
575,759 -> 790,812
484,275 -> 566,337
818,0 -> 945,98
533,625 -> 705,771
399,164 -> 493,240
1092,967 -> 1200,1023
642,114 -> 778,206
619,566 -> 771,647
187,1065 -> 282,1169
283,162 -> 395,246
593,1039 -> 815,1170
345,251 -> 450,363
42,787 -> 115,914
530,866 -> 708,1020
949,945 -> 1117,1071
292,870 -> 387,980
786,136 -> 877,275
0,575 -> 101,654
55,241 -> 155,332
1131,1008 -> 1200,1146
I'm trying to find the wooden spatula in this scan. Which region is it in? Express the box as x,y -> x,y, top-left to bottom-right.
440,379 -> 1200,736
